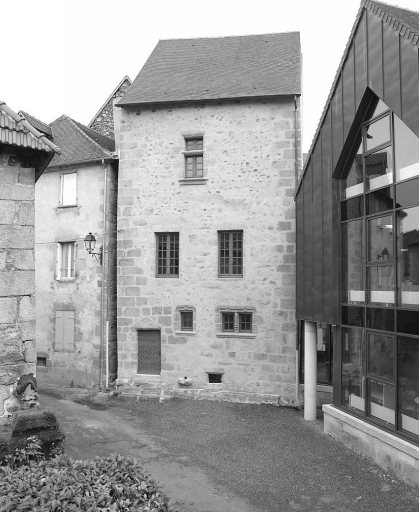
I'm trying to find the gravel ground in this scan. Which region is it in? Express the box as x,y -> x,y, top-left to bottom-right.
40,389 -> 419,512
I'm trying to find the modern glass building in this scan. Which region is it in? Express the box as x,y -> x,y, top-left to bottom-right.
296,0 -> 419,486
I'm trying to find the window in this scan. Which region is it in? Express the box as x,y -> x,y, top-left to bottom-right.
184,137 -> 203,178
54,310 -> 75,351
60,173 -> 77,206
180,311 -> 193,331
156,233 -> 179,277
218,308 -> 255,336
218,231 -> 243,277
57,242 -> 76,280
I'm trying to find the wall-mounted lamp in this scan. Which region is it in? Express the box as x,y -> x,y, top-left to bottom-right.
84,232 -> 102,265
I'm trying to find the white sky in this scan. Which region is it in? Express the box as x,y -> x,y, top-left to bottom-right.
2,0 -> 419,152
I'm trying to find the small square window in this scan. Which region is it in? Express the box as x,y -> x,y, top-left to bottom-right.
184,137 -> 203,178
239,313 -> 252,333
156,233 -> 179,277
222,313 -> 235,332
181,311 -> 193,331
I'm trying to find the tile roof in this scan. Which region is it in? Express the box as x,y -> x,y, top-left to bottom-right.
19,111 -> 53,138
48,115 -> 115,168
118,32 -> 301,106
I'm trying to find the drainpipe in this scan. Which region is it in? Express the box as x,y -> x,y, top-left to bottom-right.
304,321 -> 317,420
100,160 -> 108,389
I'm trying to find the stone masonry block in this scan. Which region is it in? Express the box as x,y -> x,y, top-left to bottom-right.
23,340 -> 36,363
15,202 -> 34,226
0,201 -> 16,224
168,335 -> 187,344
0,271 -> 34,297
0,297 -> 17,323
18,296 -> 34,322
158,316 -> 172,326
0,225 -> 34,249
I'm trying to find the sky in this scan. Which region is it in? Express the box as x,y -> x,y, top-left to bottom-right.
2,0 -> 419,152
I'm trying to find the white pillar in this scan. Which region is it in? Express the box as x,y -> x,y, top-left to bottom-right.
304,321 -> 317,421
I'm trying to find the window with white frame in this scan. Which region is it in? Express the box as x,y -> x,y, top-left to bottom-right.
60,173 -> 77,206
57,242 -> 76,280
216,307 -> 255,336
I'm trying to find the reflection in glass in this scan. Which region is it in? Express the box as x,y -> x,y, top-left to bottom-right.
366,115 -> 390,152
395,114 -> 419,183
396,178 -> 419,209
397,206 -> 419,308
371,99 -> 389,118
368,379 -> 395,424
342,328 -> 365,412
341,197 -> 364,221
316,325 -> 333,385
342,306 -> 364,327
342,142 -> 363,199
366,147 -> 393,191
398,336 -> 419,435
367,333 -> 394,380
366,188 -> 393,215
397,310 -> 419,336
368,215 -> 393,263
366,308 -> 395,331
342,221 -> 365,304
367,266 -> 395,305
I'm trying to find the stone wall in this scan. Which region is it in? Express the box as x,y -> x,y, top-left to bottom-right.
116,97 -> 301,403
0,147 -> 38,423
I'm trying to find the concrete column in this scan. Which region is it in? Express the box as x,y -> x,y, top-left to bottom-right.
304,321 -> 317,421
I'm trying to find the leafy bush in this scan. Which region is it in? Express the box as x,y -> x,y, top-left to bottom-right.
0,453 -> 173,511
1,435 -> 45,468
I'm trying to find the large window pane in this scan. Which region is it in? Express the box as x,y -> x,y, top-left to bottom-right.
367,333 -> 394,380
367,215 -> 393,263
367,266 -> 395,305
342,328 -> 365,412
341,197 -> 364,221
365,115 -> 390,152
366,308 -> 394,331
396,178 -> 419,209
397,206 -> 419,308
341,142 -> 363,199
367,379 -> 395,425
398,336 -> 419,436
397,310 -> 419,336
395,114 -> 419,183
342,221 -> 365,304
342,306 -> 364,327
366,147 -> 393,192
366,187 -> 393,215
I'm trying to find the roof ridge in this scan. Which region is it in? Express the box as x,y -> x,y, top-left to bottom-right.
159,31 -> 299,42
19,110 -> 49,127
66,116 -> 113,155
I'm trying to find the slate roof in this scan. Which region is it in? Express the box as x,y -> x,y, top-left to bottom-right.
48,115 -> 115,168
118,32 -> 301,106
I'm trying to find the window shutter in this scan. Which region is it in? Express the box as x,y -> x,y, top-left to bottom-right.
55,311 -> 64,349
56,243 -> 62,280
63,311 -> 75,350
61,174 -> 77,206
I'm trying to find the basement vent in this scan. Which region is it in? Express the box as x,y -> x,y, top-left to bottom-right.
37,357 -> 47,367
208,373 -> 222,384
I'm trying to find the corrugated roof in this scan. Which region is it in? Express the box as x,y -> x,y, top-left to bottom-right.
48,115 -> 115,168
297,0 -> 419,194
19,111 -> 53,138
118,32 -> 301,106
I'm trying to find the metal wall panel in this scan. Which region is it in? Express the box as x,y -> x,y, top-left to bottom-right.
312,141 -> 323,321
367,10 -> 384,99
383,29 -> 401,117
342,44 -> 356,140
332,80 -> 344,169
296,191 -> 305,319
400,35 -> 419,136
303,162 -> 313,319
354,11 -> 368,109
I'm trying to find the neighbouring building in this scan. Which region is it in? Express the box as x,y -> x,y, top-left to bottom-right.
89,76 -> 132,138
35,115 -> 118,389
0,101 -> 60,420
297,0 -> 419,487
114,33 -> 302,402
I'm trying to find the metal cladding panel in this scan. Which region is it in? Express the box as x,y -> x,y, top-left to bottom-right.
321,108 -> 336,322
354,11 -> 368,109
303,162 -> 314,319
312,140 -> 324,320
137,330 -> 161,375
342,44 -> 356,141
400,35 -> 419,136
367,10 -> 384,99
296,190 -> 305,319
331,80 -> 344,170
383,28 -> 401,117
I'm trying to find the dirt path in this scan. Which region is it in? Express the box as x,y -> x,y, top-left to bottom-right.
39,390 -> 259,512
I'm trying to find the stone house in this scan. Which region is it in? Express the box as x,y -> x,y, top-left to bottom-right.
114,33 -> 302,403
0,101 -> 60,421
35,115 -> 118,389
297,0 -> 419,486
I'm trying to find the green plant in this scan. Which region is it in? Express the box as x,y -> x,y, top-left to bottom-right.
0,453 -> 177,511
2,435 -> 45,468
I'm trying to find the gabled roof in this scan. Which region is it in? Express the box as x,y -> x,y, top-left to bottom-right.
298,0 -> 419,193
48,115 -> 115,168
118,32 -> 301,106
19,111 -> 53,138
88,75 -> 132,132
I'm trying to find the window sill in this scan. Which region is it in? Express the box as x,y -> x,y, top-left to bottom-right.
156,275 -> 179,278
57,204 -> 78,209
179,178 -> 208,186
216,332 -> 256,338
218,275 -> 243,279
175,331 -> 196,335
56,278 -> 76,282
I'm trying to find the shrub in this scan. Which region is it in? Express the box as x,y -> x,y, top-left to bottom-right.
0,453 -> 173,511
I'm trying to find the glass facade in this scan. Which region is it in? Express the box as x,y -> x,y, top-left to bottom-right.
340,98 -> 419,440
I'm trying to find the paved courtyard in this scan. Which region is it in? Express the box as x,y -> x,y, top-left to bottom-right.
40,388 -> 419,512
